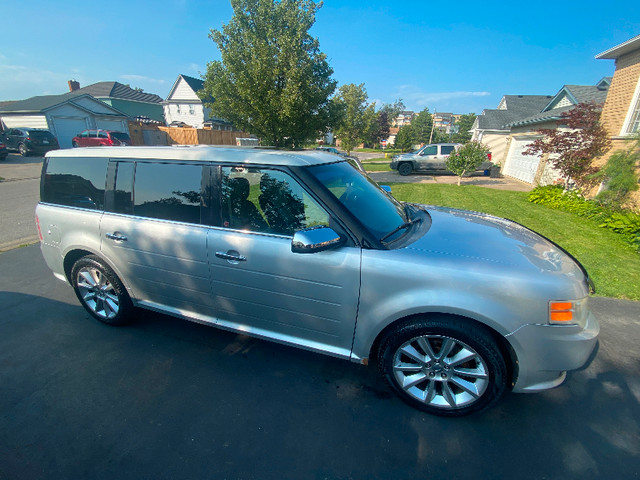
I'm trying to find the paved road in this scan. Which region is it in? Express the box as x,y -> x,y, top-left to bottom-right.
1,244 -> 639,479
0,153 -> 42,250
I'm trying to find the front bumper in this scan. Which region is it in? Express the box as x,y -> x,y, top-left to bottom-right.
507,310 -> 599,392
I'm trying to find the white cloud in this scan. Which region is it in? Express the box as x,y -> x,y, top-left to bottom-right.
0,63 -> 74,98
120,74 -> 166,85
393,85 -> 491,110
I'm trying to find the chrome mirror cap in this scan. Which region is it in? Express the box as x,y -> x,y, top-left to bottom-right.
291,226 -> 345,254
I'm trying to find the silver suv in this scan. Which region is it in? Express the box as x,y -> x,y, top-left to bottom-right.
36,146 -> 598,416
390,143 -> 492,176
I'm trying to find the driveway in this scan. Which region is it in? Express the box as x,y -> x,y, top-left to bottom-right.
0,153 -> 42,250
0,244 -> 639,479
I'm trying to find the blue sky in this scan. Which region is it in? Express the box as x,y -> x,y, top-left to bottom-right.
1,0 -> 638,114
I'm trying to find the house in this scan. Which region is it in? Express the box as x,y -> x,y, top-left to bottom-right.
0,93 -> 130,149
500,79 -> 610,185
433,112 -> 461,135
66,81 -> 164,122
393,111 -> 415,127
470,95 -> 553,165
163,74 -> 234,130
595,34 -> 640,157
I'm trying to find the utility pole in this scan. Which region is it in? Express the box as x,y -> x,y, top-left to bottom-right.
428,108 -> 436,144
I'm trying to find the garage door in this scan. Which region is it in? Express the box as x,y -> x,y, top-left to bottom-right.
50,117 -> 90,149
503,137 -> 541,184
95,118 -> 128,132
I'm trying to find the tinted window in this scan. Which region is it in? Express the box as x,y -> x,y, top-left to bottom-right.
98,131 -> 108,139
113,162 -> 135,215
221,167 -> 329,236
440,145 -> 455,155
28,130 -> 56,141
421,146 -> 437,155
42,157 -> 108,210
134,163 -> 203,224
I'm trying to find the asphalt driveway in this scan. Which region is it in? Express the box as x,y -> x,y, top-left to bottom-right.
1,245 -> 639,479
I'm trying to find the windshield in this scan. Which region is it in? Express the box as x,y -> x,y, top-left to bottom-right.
306,162 -> 408,241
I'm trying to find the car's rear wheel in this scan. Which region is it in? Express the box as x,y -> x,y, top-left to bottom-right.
398,162 -> 413,176
72,141 -> 79,148
71,255 -> 133,326
18,143 -> 28,156
378,316 -> 507,416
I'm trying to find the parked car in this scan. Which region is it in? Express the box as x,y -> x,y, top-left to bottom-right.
72,129 -> 132,148
0,140 -> 7,160
390,143 -> 492,176
36,146 -> 598,416
2,128 -> 60,156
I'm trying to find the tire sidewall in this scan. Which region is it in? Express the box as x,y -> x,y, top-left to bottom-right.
70,255 -> 132,326
398,162 -> 412,176
379,317 -> 507,416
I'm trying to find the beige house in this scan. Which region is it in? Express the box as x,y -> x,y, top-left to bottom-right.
470,95 -> 553,169
500,80 -> 610,185
595,35 -> 640,207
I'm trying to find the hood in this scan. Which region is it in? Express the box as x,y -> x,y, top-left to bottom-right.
407,205 -> 585,279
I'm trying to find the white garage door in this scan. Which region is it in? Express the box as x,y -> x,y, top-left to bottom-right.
503,137 -> 541,184
95,118 -> 128,132
50,117 -> 90,149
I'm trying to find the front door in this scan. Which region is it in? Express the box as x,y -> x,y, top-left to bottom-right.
206,166 -> 361,358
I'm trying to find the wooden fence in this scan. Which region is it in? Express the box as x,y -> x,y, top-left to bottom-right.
128,122 -> 250,147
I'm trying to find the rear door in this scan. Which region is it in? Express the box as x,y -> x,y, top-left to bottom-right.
100,160 -> 215,319
206,166 -> 362,358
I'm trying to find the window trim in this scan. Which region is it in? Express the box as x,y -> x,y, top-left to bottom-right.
621,77 -> 640,136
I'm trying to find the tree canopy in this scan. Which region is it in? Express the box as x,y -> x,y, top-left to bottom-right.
330,83 -> 376,154
451,113 -> 476,143
200,0 -> 336,148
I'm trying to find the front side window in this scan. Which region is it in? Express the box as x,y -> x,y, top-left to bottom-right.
220,167 -> 329,236
133,162 -> 203,224
42,157 -> 108,210
420,145 -> 437,156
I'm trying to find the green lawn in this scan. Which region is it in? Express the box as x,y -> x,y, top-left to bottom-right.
362,161 -> 392,172
389,183 -> 640,301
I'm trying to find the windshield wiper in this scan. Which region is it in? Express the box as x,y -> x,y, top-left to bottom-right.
380,217 -> 422,243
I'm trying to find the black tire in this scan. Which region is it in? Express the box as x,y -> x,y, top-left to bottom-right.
378,316 -> 507,416
70,255 -> 133,326
397,162 -> 413,176
18,143 -> 28,156
72,141 -> 79,148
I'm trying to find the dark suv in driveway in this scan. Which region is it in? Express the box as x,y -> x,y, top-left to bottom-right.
3,128 -> 60,156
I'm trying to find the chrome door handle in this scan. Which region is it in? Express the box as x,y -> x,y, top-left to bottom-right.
105,232 -> 128,241
215,251 -> 246,262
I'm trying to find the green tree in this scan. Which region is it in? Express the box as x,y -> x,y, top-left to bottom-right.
451,113 -> 476,143
331,83 -> 374,154
394,125 -> 415,152
379,99 -> 405,127
446,141 -> 490,185
411,107 -> 435,145
200,0 -> 336,148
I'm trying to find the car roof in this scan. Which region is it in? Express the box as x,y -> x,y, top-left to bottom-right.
46,145 -> 343,167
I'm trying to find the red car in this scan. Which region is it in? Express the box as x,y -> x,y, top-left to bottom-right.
72,129 -> 132,147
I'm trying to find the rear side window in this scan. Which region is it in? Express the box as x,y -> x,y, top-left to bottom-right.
440,145 -> 455,155
42,157 -> 108,210
133,162 -> 203,224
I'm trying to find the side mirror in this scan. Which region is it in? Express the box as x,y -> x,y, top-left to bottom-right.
291,226 -> 345,254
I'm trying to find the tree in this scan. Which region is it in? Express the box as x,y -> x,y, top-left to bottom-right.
200,0 -> 336,148
446,141 -> 490,185
523,102 -> 611,188
451,113 -> 476,143
411,107 -> 435,145
369,110 -> 390,147
331,83 -> 374,154
394,125 -> 415,152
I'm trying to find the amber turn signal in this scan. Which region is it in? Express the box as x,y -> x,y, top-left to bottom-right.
550,302 -> 574,323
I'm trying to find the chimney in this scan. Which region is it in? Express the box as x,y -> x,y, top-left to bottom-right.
68,80 -> 80,92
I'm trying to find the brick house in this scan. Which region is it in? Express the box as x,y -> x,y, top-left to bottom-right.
595,34 -> 640,206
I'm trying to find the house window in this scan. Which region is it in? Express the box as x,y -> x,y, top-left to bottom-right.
623,78 -> 640,135
189,104 -> 195,115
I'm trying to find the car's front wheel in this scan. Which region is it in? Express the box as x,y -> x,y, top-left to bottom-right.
378,316 -> 508,416
71,255 -> 133,326
397,162 -> 413,176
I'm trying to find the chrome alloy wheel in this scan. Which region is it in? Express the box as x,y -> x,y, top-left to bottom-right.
76,267 -> 120,320
392,335 -> 489,409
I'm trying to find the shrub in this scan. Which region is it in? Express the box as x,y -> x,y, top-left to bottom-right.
528,185 -> 640,250
446,141 -> 491,186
